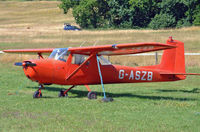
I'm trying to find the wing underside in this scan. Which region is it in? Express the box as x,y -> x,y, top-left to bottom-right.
3,48 -> 54,54
3,42 -> 175,56
68,42 -> 176,56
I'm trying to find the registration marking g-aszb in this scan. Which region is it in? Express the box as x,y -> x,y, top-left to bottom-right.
119,70 -> 153,81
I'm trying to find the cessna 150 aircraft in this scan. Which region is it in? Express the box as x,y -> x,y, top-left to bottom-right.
3,37 -> 199,101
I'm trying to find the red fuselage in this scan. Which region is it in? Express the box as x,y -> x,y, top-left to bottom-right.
23,56 -> 185,86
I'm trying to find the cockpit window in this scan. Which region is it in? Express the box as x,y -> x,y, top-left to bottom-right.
72,54 -> 88,65
71,54 -> 111,65
49,48 -> 68,62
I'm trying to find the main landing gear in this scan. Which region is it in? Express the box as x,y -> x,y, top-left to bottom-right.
85,85 -> 97,99
58,85 -> 75,97
58,85 -> 97,100
87,91 -> 97,99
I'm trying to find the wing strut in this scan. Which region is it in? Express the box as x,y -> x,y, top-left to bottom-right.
66,54 -> 94,81
96,55 -> 113,102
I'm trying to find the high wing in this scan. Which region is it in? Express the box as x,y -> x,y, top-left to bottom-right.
3,48 -> 54,54
3,42 -> 175,55
68,42 -> 176,56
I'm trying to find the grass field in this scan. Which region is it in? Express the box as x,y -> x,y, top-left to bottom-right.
0,63 -> 200,132
0,1 -> 200,132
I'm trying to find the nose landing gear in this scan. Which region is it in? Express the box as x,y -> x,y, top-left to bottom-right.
33,84 -> 43,98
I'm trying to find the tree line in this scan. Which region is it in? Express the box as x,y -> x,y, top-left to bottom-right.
59,0 -> 200,29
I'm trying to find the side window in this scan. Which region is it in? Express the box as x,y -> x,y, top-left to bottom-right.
71,54 -> 88,65
99,56 -> 111,65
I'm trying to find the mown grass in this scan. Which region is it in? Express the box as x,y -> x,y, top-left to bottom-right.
0,63 -> 200,132
0,1 -> 200,131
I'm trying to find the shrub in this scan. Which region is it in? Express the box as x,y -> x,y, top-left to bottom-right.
148,13 -> 176,30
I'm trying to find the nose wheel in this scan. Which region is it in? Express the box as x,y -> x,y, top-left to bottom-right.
33,84 -> 43,98
33,90 -> 42,98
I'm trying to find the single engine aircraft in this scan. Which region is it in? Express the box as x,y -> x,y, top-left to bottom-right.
3,37 -> 200,101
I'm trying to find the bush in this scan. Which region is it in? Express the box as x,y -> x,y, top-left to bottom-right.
193,5 -> 200,26
193,12 -> 200,26
176,18 -> 192,28
148,13 -> 176,29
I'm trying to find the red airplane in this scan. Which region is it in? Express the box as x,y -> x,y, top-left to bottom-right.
3,37 -> 199,101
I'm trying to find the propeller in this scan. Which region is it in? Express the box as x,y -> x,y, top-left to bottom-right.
14,62 -> 23,66
14,61 -> 37,67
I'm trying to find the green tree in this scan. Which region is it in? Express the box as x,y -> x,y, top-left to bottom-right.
193,5 -> 200,26
59,0 -> 80,14
59,0 -> 200,29
71,0 -> 109,28
107,0 -> 132,28
183,0 -> 200,24
129,0 -> 161,28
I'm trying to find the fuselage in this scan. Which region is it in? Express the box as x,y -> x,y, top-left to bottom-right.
23,57 -> 185,86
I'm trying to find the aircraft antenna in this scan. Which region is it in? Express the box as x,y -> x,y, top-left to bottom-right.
80,41 -> 86,47
93,40 -> 99,46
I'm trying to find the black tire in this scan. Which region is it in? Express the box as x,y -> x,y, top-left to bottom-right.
87,91 -> 97,99
58,90 -> 68,97
33,90 -> 42,98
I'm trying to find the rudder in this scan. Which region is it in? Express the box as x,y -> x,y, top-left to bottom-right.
159,37 -> 186,74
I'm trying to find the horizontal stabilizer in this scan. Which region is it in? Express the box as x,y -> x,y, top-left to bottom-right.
160,72 -> 200,76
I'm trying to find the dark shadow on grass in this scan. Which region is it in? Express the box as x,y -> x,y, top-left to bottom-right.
40,96 -> 56,99
27,86 -> 197,101
156,88 -> 200,93
69,89 -> 196,101
27,86 -> 64,92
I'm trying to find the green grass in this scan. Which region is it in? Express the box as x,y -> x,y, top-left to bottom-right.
0,63 -> 200,132
0,1 -> 200,131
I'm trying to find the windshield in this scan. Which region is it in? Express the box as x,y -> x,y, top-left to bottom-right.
49,48 -> 68,62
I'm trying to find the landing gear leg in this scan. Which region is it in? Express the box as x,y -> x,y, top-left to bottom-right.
58,85 -> 75,97
33,84 -> 43,98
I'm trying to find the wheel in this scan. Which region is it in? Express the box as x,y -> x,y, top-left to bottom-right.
33,90 -> 42,98
58,90 -> 68,97
87,91 -> 97,99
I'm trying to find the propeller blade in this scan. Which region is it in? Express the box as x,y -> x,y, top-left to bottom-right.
14,62 -> 23,66
25,62 -> 37,67
14,62 -> 36,67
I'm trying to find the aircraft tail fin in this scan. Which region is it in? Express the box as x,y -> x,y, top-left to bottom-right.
158,37 -> 186,79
